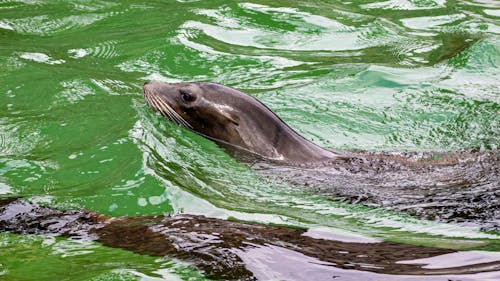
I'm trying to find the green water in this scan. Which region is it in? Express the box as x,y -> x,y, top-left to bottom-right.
1,0 -> 499,280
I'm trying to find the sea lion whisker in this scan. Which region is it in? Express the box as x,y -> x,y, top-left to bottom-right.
170,109 -> 192,129
147,94 -> 162,113
151,95 -> 189,129
143,89 -> 189,128
154,95 -> 193,129
151,95 -> 180,125
144,93 -> 154,108
148,94 -> 162,113
149,95 -> 179,125
143,90 -> 155,107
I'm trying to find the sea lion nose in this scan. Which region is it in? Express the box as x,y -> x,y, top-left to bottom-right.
143,81 -> 155,93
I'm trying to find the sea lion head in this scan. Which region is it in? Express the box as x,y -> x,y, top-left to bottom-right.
142,81 -> 337,162
143,81 -> 256,152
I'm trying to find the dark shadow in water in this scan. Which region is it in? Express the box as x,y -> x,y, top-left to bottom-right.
1,198 -> 499,280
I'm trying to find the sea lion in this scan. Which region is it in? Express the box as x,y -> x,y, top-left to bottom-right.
143,81 -> 339,164
142,81 -> 500,230
2,198 -> 500,280
141,81 -> 479,166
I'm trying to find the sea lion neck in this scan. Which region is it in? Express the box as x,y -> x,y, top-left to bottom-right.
229,98 -> 340,163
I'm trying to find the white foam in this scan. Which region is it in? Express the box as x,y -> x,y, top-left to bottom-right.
0,182 -> 12,195
303,227 -> 380,243
19,52 -> 65,65
398,251 -> 500,269
0,21 -> 14,30
68,48 -> 88,58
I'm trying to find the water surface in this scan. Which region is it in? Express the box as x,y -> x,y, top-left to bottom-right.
0,0 -> 499,280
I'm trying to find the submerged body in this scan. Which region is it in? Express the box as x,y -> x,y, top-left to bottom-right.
143,81 -> 499,230
1,198 -> 500,280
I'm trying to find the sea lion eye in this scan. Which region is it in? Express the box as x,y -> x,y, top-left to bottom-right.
180,90 -> 195,102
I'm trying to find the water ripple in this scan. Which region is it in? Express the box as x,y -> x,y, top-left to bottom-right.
3,13 -> 113,36
68,40 -> 119,59
1,2 -> 499,278
362,0 -> 447,10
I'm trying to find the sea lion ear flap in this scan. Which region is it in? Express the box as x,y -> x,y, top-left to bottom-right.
221,110 -> 240,126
